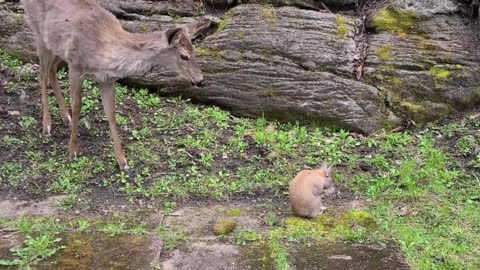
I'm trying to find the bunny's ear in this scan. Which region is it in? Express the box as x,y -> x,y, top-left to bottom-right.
320,161 -> 333,177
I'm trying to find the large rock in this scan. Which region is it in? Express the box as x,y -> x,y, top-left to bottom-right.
364,4 -> 480,123
1,0 -> 479,133
139,5 -> 400,133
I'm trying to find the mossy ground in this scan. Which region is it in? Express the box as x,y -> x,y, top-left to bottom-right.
1,51 -> 479,269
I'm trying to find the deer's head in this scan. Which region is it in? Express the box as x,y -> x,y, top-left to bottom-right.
164,20 -> 211,87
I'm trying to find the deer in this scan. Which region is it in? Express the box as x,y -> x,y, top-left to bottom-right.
288,161 -> 335,219
21,0 -> 211,173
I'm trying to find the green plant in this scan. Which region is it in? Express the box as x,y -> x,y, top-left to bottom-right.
99,222 -> 127,236
234,230 -> 261,245
19,116 -> 37,131
157,229 -> 187,251
456,136 -> 475,156
0,234 -> 65,269
76,219 -> 91,233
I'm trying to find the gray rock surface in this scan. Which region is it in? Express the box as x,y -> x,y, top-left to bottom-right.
365,4 -> 480,123
0,0 -> 479,133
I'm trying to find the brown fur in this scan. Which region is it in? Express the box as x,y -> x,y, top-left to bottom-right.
288,162 -> 334,219
21,0 -> 211,171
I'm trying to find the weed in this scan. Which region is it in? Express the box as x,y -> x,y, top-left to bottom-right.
0,234 -> 65,269
19,116 -> 37,132
234,230 -> 261,245
157,229 -> 187,251
456,136 -> 475,156
76,220 -> 91,233
99,222 -> 127,236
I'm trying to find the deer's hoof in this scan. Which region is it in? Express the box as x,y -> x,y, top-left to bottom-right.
42,125 -> 52,137
63,115 -> 72,126
69,151 -> 78,161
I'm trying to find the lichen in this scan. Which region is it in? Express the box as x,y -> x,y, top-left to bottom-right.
391,77 -> 402,87
195,47 -> 223,60
429,66 -> 451,80
372,7 -> 417,36
234,31 -> 246,40
217,13 -> 233,32
376,45 -> 392,61
335,16 -> 348,40
139,24 -> 150,33
453,64 -> 463,70
259,87 -> 279,98
261,6 -> 277,26
399,101 -> 453,124
213,219 -> 237,235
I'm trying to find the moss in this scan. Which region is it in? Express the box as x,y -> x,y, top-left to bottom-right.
259,87 -> 279,98
226,208 -> 244,217
139,24 -> 150,33
376,45 -> 392,61
239,241 -> 276,270
399,101 -> 453,124
12,14 -> 24,22
417,39 -> 438,51
268,210 -> 378,243
335,16 -> 348,39
234,31 -> 246,40
217,13 -> 233,32
213,219 -> 237,235
372,7 -> 417,36
261,6 -> 277,26
400,101 -> 424,115
195,47 -> 223,60
378,64 -> 395,72
391,77 -> 402,87
429,66 -> 451,80
453,64 -> 463,70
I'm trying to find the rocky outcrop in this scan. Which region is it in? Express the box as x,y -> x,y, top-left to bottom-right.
364,3 -> 480,123
0,0 -> 479,133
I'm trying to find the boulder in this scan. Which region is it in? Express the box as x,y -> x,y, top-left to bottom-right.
364,4 -> 480,123
0,0 -> 479,133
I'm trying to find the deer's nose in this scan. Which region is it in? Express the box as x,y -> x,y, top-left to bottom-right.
192,78 -> 204,87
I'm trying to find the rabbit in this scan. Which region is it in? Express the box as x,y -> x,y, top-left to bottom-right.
288,161 -> 334,218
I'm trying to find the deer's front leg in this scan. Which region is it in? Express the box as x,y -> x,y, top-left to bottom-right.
100,81 -> 129,172
39,52 -> 52,136
68,70 -> 83,160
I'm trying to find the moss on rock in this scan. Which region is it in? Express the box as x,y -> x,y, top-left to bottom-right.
376,45 -> 392,61
372,7 -> 417,36
213,219 -> 237,235
335,16 -> 348,40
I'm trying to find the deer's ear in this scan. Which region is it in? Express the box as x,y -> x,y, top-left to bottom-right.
165,27 -> 183,46
184,19 -> 212,39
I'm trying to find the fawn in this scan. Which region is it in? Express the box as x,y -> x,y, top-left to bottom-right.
21,0 -> 211,172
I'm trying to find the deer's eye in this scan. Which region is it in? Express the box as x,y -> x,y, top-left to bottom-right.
180,53 -> 190,61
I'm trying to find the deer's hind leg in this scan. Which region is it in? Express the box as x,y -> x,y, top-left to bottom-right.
48,56 -> 71,125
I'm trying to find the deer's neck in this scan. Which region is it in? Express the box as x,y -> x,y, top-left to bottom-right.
97,31 -> 172,81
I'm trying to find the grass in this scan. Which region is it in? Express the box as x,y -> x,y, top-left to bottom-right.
1,50 -> 480,269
